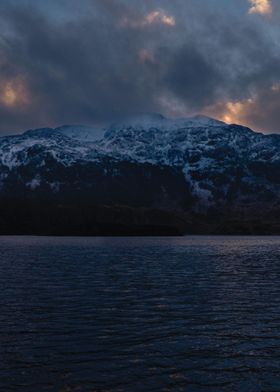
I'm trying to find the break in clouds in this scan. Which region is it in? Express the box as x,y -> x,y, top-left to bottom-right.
0,0 -> 279,133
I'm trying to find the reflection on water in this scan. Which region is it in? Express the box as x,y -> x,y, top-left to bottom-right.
1,236 -> 280,391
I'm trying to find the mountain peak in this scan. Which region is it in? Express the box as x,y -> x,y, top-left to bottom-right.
108,113 -> 226,132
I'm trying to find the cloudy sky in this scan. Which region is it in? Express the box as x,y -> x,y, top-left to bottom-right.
0,0 -> 280,133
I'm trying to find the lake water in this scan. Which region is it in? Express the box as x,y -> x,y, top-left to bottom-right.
1,236 -> 280,391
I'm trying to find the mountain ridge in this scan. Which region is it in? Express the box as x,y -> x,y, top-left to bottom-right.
0,114 -> 279,235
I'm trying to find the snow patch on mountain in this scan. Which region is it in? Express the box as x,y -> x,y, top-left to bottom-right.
55,125 -> 105,142
107,113 -> 226,135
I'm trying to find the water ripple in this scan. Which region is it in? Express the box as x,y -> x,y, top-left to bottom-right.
0,236 -> 280,391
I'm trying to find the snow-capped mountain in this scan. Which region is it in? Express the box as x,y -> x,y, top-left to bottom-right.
0,113 -> 279,234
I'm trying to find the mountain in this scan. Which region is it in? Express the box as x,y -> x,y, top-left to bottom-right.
0,113 -> 279,235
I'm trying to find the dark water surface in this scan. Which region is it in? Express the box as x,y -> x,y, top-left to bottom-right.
1,236 -> 280,391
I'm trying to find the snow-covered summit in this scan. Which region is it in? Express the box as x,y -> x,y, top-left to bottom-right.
107,113 -> 226,133
18,114 -> 227,145
182,114 -> 226,128
22,124 -> 105,143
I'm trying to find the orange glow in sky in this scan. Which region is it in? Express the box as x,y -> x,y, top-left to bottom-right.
1,80 -> 30,108
205,98 -> 255,126
121,9 -> 176,29
248,0 -> 272,15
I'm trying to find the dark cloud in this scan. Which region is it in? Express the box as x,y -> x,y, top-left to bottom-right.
0,0 -> 279,133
